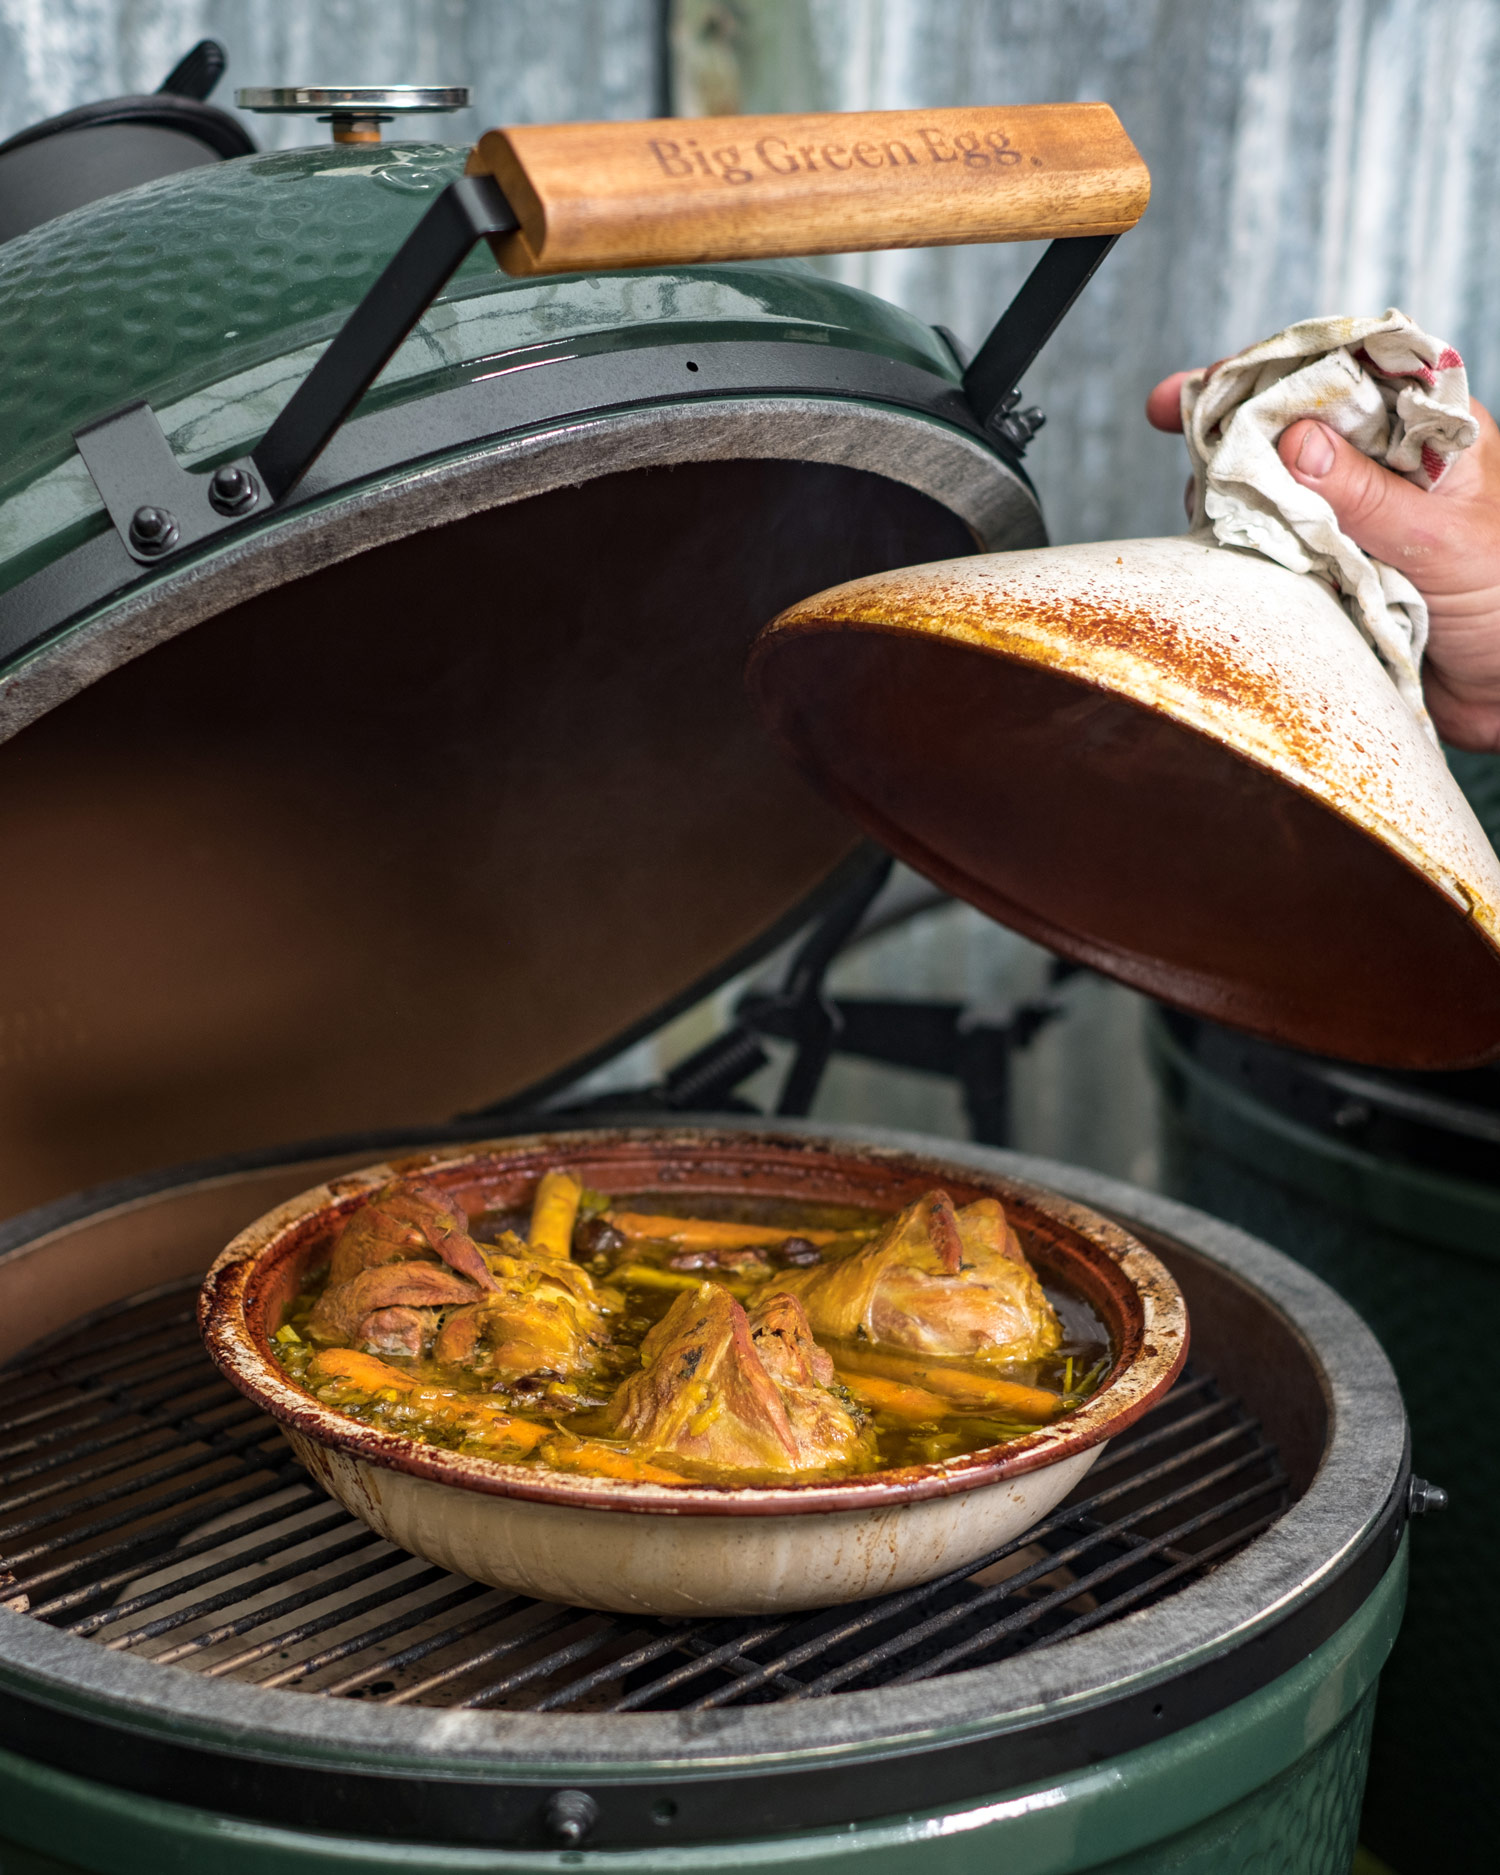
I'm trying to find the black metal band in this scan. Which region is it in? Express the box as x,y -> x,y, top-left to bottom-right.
1,339 -> 1012,677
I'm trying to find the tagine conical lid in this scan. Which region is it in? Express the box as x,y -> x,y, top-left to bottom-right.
747,532 -> 1500,1069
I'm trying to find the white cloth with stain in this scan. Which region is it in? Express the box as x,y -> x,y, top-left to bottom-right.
1182,310 -> 1477,740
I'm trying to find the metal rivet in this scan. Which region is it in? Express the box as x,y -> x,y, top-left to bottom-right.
128,505 -> 179,555
1409,1476 -> 1448,1516
544,1789 -> 599,1846
208,464 -> 259,515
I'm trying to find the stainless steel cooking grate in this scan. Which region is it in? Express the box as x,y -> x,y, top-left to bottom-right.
0,1280 -> 1288,1712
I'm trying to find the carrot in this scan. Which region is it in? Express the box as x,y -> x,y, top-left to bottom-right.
308,1349 -> 416,1392
604,1212 -> 862,1249
529,1170 -> 584,1260
841,1373 -> 951,1421
456,1411 -> 548,1453
307,1349 -> 548,1452
831,1345 -> 1062,1421
543,1438 -> 683,1484
612,1263 -> 766,1301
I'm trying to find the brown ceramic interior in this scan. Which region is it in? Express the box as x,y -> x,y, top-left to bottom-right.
0,461 -> 980,1215
201,1129 -> 1189,1517
748,625 -> 1500,1069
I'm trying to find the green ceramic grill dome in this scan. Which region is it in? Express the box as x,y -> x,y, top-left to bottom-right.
0,141 -> 976,602
0,142 -> 1039,1215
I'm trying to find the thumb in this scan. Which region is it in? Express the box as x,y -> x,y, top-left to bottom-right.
1278,419 -> 1436,564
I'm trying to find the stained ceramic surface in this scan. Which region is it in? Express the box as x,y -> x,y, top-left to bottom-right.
200,1128 -> 1188,1614
750,533 -> 1500,1068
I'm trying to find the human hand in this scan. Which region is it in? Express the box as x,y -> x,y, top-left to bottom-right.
1147,368 -> 1500,752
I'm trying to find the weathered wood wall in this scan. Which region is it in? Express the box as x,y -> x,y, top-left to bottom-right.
0,1 -> 663,152
9,0 -> 1490,542
7,0 -> 1484,1177
674,0 -> 1500,547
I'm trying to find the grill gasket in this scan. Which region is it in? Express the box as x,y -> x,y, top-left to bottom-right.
2,1279 -> 1284,1711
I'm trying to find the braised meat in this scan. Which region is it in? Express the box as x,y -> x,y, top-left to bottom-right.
430,1240 -> 616,1383
307,1262 -> 480,1345
275,1174 -> 1106,1482
775,1190 -> 1061,1365
606,1284 -> 865,1478
327,1179 -> 497,1290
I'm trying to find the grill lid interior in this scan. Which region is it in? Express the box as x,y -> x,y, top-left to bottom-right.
0,459 -> 988,1214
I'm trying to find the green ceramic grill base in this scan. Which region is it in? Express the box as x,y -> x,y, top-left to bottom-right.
1151,1012 -> 1493,1874
0,1543 -> 1402,1875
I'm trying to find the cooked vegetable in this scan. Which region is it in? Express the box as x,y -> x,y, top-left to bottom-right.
529,1170 -> 584,1261
306,1349 -> 549,1455
538,1435 -> 687,1485
829,1344 -> 1063,1421
603,1212 -> 860,1249
839,1372 -> 952,1421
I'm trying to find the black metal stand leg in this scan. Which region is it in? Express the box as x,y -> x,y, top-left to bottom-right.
963,233 -> 1119,433
252,175 -> 518,502
765,852 -> 893,1117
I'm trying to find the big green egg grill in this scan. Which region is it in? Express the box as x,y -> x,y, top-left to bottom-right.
0,1125 -> 1409,1873
0,98 -> 1420,1872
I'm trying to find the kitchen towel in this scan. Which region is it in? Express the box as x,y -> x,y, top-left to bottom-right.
1182,311 -> 1477,740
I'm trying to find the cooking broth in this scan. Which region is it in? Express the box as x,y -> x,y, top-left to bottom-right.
273,1175 -> 1112,1484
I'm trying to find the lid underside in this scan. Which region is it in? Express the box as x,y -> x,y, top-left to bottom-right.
751,626 -> 1500,1069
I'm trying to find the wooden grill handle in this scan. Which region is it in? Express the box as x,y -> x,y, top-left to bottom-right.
467,105 -> 1149,278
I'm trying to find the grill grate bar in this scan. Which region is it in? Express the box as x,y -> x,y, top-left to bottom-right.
65,1498 -> 348,1633
384,1604 -> 583,1706
101,1527 -> 389,1651
0,1310 -> 199,1407
1,1281 -> 1290,1713
257,1579 -> 495,1689
202,1559 -> 450,1678
1032,1506 -> 1287,1654
0,1377 -> 244,1477
1085,1391 -> 1240,1475
0,1424 -> 287,1549
140,1537 -> 396,1665
0,1346 -> 215,1446
4,1445 -> 301,1576
458,1620 -> 639,1710
883,1466 -> 1289,1687
20,1476 -> 320,1607
0,1400 -> 263,1515
780,1440 -> 1282,1710
754,1458 -> 1283,1707
627,1417 -> 1261,1713
530,1623 -> 718,1713
318,1595 -> 531,1698
606,1621 -> 787,1713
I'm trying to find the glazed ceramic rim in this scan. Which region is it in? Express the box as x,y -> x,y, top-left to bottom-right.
199,1127 -> 1189,1517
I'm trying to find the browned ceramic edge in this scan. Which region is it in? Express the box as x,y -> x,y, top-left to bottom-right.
198,1128 -> 1189,1518
744,616 -> 1500,1071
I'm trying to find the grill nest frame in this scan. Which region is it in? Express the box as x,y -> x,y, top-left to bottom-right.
0,1117 -> 1410,1852
0,1125 -> 1410,1770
